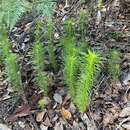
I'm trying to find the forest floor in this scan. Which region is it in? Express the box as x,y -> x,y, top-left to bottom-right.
0,0 -> 130,130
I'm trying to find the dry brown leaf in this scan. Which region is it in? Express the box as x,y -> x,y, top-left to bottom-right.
36,111 -> 46,122
120,107 -> 130,117
7,105 -> 33,122
61,107 -> 71,120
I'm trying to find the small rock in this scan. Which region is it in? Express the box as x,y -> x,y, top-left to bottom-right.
53,93 -> 62,104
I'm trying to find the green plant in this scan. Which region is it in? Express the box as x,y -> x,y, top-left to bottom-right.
38,99 -> 45,109
61,19 -> 79,100
5,53 -> 22,90
0,0 -> 56,29
78,11 -> 88,42
34,19 -> 44,42
0,31 -> 10,59
64,47 -> 78,100
75,50 -> 102,112
64,19 -> 75,37
62,37 -> 78,100
108,50 -> 120,81
47,21 -> 57,72
32,43 -> 49,95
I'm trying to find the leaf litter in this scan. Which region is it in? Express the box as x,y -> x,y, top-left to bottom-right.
1,0 -> 130,130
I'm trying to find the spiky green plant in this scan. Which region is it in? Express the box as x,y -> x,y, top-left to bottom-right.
75,50 -> 102,112
64,19 -> 75,37
32,43 -> 49,95
61,19 -> 79,100
108,50 -> 120,81
47,21 -> 57,72
64,47 -> 78,100
5,53 -> 22,90
34,19 -> 44,42
78,11 -> 88,42
0,32 -> 10,59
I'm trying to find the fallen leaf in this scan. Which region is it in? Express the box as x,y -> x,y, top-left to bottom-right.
36,111 -> 46,122
120,107 -> 130,117
53,93 -> 62,104
61,107 -> 71,120
7,105 -> 34,122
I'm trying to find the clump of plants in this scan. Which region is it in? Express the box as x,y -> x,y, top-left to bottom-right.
32,43 -> 49,95
5,53 -> 22,90
108,49 -> 120,81
75,50 -> 102,112
62,18 -> 103,112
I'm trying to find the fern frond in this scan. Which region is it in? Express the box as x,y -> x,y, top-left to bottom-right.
5,53 -> 22,90
32,43 -> 49,95
0,0 -> 55,29
108,50 -> 120,81
75,50 -> 102,112
33,0 -> 56,20
0,0 -> 27,29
